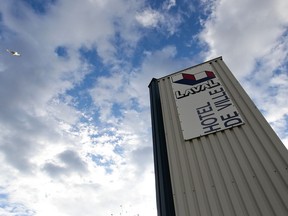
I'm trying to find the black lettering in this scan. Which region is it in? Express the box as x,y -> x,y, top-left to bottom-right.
175,91 -> 185,99
196,101 -> 220,134
175,80 -> 221,100
221,112 -> 243,127
214,97 -> 232,111
208,80 -> 221,88
209,87 -> 224,95
212,91 -> 226,100
197,102 -> 212,115
201,117 -> 217,126
184,88 -> 195,97
199,83 -> 209,91
192,85 -> 202,93
199,113 -> 214,121
203,123 -> 221,133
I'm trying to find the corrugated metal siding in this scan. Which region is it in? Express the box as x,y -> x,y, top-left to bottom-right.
156,57 -> 288,216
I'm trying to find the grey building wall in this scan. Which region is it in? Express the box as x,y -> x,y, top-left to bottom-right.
149,57 -> 288,216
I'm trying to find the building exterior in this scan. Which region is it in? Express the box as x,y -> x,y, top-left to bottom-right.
149,57 -> 288,216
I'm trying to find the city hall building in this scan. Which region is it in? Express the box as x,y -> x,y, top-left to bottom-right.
149,57 -> 288,216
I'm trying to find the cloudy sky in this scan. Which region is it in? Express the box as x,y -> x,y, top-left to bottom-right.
0,0 -> 287,215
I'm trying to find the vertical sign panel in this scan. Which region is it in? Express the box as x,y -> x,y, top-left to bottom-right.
171,63 -> 244,140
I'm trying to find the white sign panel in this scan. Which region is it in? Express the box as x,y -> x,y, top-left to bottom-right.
171,64 -> 244,140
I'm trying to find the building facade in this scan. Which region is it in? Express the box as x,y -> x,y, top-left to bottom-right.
149,57 -> 288,216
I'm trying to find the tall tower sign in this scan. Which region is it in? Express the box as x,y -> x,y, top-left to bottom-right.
149,57 -> 288,216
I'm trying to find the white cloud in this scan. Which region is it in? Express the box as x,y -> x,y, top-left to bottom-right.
135,7 -> 183,34
164,0 -> 177,10
129,46 -> 193,107
1,0 -> 144,63
136,9 -> 162,28
1,0 -> 287,215
199,0 -> 288,78
199,0 -> 288,148
0,0 -> 159,215
85,44 -> 200,215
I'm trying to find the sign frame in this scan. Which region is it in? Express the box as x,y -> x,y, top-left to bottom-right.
170,64 -> 244,140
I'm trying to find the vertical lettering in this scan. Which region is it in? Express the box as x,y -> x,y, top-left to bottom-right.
221,112 -> 243,127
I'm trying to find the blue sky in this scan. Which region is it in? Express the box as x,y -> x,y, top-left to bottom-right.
0,0 -> 287,215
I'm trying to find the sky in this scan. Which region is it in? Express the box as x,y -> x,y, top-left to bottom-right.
0,0 -> 287,215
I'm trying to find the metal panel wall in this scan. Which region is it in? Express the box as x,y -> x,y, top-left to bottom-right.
152,57 -> 288,216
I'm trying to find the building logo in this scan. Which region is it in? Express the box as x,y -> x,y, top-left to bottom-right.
172,71 -> 215,86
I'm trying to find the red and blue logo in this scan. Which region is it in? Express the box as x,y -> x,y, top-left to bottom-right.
172,71 -> 215,86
